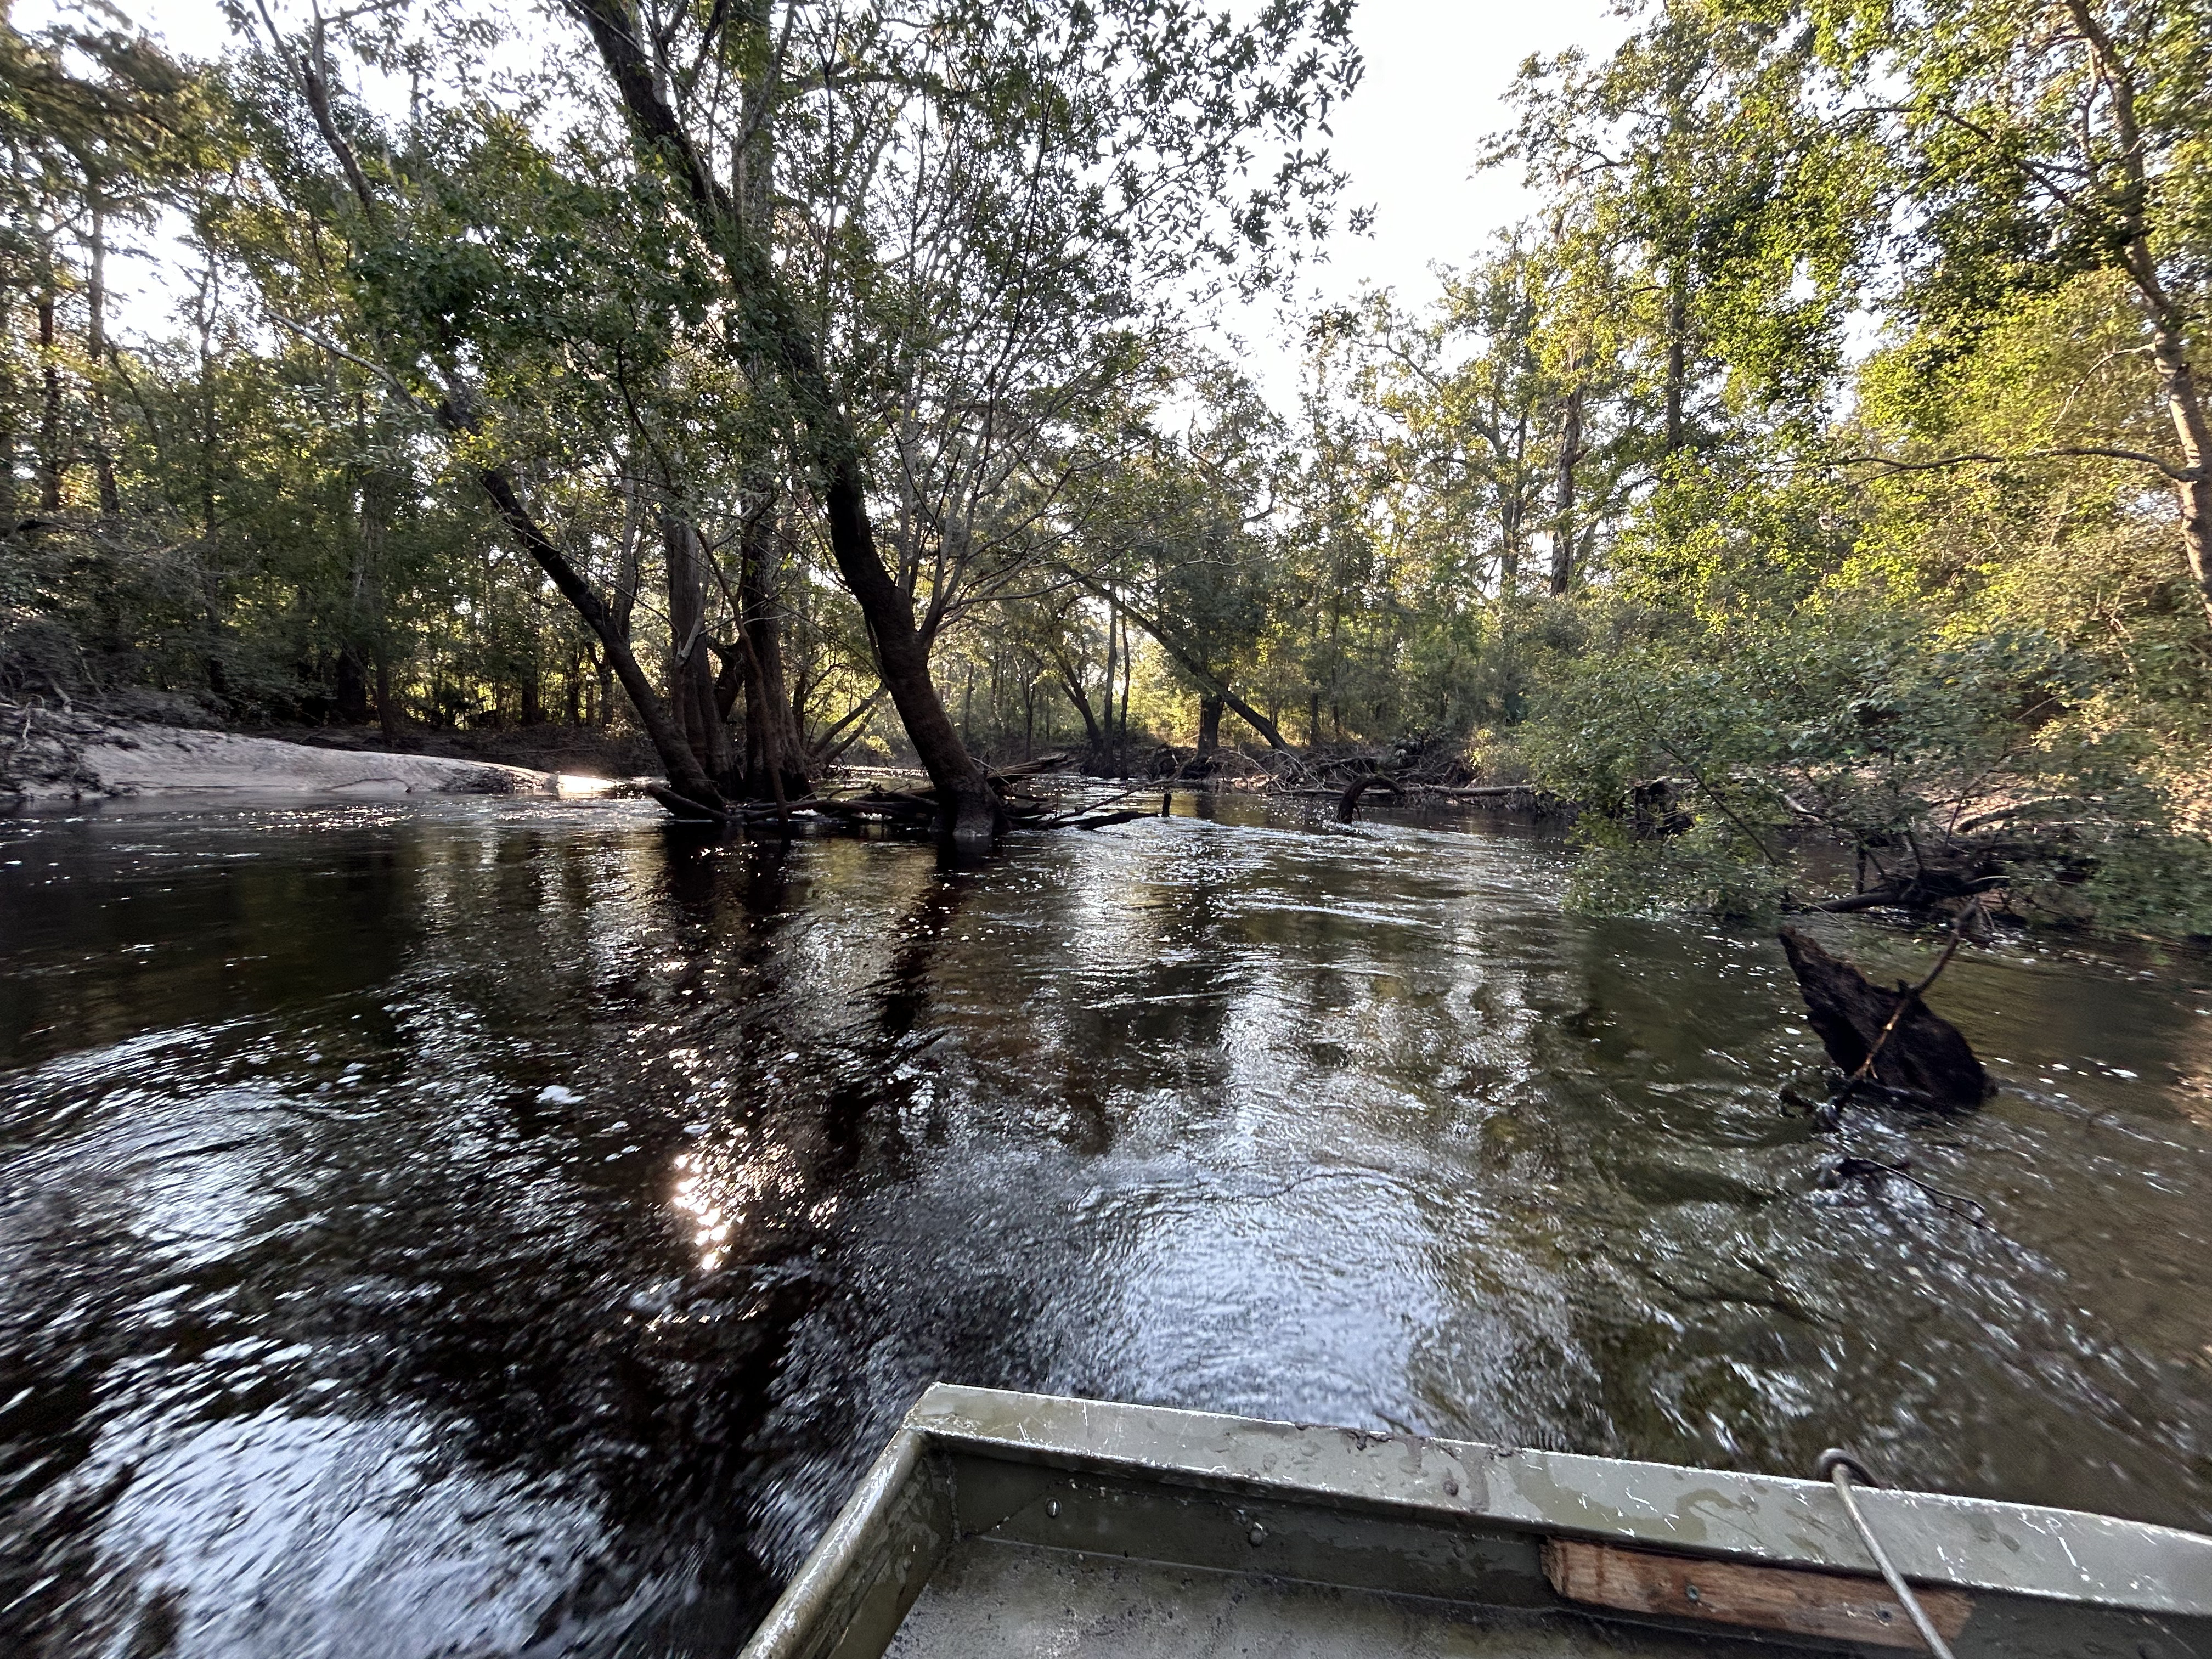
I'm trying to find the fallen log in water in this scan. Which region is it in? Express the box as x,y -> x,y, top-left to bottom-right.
647,782 -> 727,822
1810,872 -> 2007,915
1059,808 -> 1153,831
652,774 -> 1083,839
988,753 -> 1074,780
1779,926 -> 1991,1109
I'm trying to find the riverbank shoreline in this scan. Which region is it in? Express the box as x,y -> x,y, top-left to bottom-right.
0,701 -> 571,802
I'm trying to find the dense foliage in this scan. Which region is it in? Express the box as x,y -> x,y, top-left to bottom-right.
3,0 -> 2207,927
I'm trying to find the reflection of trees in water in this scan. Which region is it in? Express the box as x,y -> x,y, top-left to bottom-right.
599,840 -> 997,1629
0,818 -> 418,1070
956,829 -> 1257,1150
867,859 -> 970,1042
256,831 -> 1043,1647
1396,918 -> 1874,1470
1173,836 -> 1623,1451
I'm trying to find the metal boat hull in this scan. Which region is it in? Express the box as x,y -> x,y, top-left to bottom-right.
741,1385 -> 2212,1657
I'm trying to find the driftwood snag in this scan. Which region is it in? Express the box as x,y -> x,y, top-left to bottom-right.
1779,927 -> 1991,1109
1336,773 -> 1400,820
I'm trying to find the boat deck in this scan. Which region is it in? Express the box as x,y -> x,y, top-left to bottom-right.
887,1538 -> 1734,1656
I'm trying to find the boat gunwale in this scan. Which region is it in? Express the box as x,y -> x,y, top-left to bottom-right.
907,1385 -> 2212,1616
740,1426 -> 929,1659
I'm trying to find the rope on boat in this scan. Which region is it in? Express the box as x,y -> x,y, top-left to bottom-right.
1816,1449 -> 1959,1659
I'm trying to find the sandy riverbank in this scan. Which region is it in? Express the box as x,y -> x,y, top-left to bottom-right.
1,702 -> 566,801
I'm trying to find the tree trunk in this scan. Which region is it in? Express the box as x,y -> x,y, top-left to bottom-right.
2059,0 -> 2212,629
1663,270 -> 1688,456
662,503 -> 734,778
2135,274 -> 2212,629
2158,336 -> 2212,628
1102,596 -> 1120,757
520,603 -> 548,727
197,287 -> 224,699
600,480 -> 641,728
1091,583 -> 1293,753
375,648 -> 400,746
88,194 -> 119,517
1221,687 -> 1286,752
569,0 -> 999,843
1116,612 -> 1133,745
472,462 -> 722,807
824,470 -> 1002,842
38,254 -> 63,515
336,645 -> 370,722
726,42 -> 809,805
737,497 -> 809,800
1550,373 -> 1583,597
1196,693 -> 1223,760
1056,658 -> 1102,746
1500,398 -> 1528,597
0,290 -> 16,534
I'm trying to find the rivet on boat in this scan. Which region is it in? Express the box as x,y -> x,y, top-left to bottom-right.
1249,1524 -> 1266,1545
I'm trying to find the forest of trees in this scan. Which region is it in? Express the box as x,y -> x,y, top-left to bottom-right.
4,0 -> 2209,928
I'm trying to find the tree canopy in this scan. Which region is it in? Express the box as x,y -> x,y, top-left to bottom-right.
3,0 -> 2207,930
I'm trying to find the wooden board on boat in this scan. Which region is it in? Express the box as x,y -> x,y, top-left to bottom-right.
1543,1537 -> 1973,1649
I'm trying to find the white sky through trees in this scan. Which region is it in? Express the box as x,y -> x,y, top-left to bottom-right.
35,0 -> 1628,410
1217,0 -> 1629,403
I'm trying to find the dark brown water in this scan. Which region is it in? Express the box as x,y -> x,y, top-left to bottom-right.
3,793 -> 2209,1657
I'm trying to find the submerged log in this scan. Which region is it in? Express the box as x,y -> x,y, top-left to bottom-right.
1431,783 -> 1536,800
1779,927 -> 1991,1109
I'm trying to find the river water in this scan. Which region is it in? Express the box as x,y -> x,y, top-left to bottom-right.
2,794 -> 2209,1657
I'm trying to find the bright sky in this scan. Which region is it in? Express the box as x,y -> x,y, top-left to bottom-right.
48,0 -> 1632,408
1217,0 -> 1630,404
